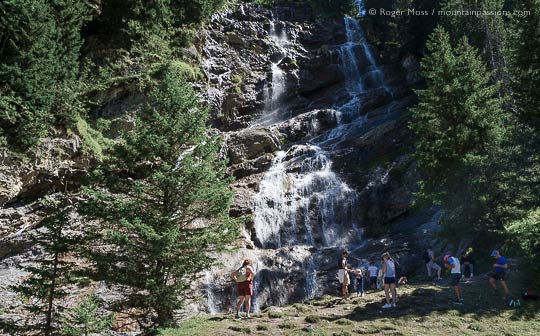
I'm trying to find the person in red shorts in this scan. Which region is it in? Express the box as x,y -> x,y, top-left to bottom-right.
232,259 -> 255,318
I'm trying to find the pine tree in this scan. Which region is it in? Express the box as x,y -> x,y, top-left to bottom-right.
503,0 -> 540,275
14,196 -> 80,335
80,64 -> 238,328
510,0 -> 540,128
440,0 -> 512,99
61,294 -> 114,336
0,0 -> 89,150
410,26 -> 506,238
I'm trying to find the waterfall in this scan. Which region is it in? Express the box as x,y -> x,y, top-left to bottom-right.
259,14 -> 290,125
251,14 -> 392,305
339,17 -> 393,110
253,145 -> 359,249
204,271 -> 218,314
304,256 -> 318,300
199,6 -> 396,314
355,0 -> 367,17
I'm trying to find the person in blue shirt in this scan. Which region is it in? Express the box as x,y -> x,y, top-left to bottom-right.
488,250 -> 509,296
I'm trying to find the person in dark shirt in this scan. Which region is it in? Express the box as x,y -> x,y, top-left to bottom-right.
354,269 -> 365,297
489,250 -> 509,296
460,249 -> 474,278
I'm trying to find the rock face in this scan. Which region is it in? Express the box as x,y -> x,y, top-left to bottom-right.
196,3 -> 440,314
0,137 -> 87,209
0,1 -> 442,329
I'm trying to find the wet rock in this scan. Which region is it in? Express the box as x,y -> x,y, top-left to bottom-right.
225,128 -> 281,164
402,54 -> 421,85
274,109 -> 340,143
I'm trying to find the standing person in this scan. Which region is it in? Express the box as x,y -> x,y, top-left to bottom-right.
460,249 -> 474,278
367,261 -> 378,290
231,259 -> 255,318
338,250 -> 350,300
425,246 -> 443,280
489,250 -> 509,296
443,254 -> 463,304
354,269 -> 366,297
381,252 -> 397,308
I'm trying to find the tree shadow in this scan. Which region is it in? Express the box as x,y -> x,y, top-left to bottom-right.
322,285 -> 529,324
0,318 -> 39,336
510,299 -> 540,321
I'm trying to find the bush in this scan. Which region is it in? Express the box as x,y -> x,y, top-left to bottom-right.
305,315 -> 321,323
268,310 -> 284,318
507,209 -> 540,277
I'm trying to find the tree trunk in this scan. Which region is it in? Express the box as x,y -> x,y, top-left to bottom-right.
45,251 -> 59,335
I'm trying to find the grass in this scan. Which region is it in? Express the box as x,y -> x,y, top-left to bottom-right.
268,310 -> 284,318
256,324 -> 268,331
73,117 -> 112,159
305,315 -> 321,323
228,325 -> 251,334
293,303 -> 313,313
334,318 -> 353,326
278,321 -> 297,329
159,275 -> 540,335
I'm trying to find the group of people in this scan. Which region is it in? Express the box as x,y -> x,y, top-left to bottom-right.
338,247 -> 511,308
230,247 -> 511,317
338,250 -> 399,308
437,249 -> 509,304
424,246 -> 474,280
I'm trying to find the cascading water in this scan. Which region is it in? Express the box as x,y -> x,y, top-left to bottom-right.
204,270 -> 219,314
251,11 -> 393,308
253,146 -> 359,249
199,4 -> 395,314
259,14 -> 289,125
337,17 -> 393,120
317,16 -> 395,149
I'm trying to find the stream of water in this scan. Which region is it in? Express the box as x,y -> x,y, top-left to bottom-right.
205,6 -> 393,313
250,13 -> 392,308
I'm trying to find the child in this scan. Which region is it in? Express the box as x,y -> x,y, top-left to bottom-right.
367,261 -> 378,290
354,269 -> 366,297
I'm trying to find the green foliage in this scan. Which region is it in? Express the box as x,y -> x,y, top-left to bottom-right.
439,0 -> 504,47
72,117 -> 112,159
509,0 -> 540,128
14,195 -> 81,335
0,0 -> 90,151
362,0 -> 442,59
441,0 -> 513,99
507,209 -> 540,276
410,26 -> 506,240
80,64 -> 238,329
61,294 -> 114,336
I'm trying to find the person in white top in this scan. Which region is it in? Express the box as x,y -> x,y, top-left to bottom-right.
444,254 -> 463,304
381,252 -> 397,308
367,262 -> 378,290
337,251 -> 350,300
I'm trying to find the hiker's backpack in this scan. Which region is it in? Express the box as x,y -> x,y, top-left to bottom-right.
422,251 -> 430,263
235,266 -> 248,282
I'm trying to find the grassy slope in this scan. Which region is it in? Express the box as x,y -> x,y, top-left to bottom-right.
160,274 -> 540,336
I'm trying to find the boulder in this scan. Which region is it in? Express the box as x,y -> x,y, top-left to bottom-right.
225,128 -> 281,165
